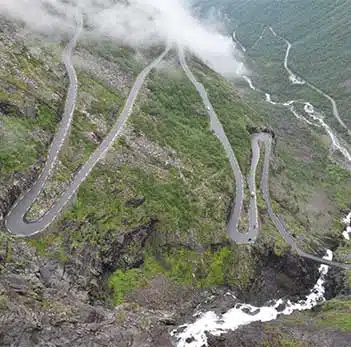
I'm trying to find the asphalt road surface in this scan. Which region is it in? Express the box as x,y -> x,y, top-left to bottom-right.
5,31 -> 349,270
179,47 -> 350,269
5,21 -> 169,237
178,47 -> 258,244
258,133 -> 351,270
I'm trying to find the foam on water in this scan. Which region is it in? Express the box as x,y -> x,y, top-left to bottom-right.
289,73 -> 305,85
265,93 -> 276,104
342,211 -> 351,240
303,103 -> 351,161
242,75 -> 255,90
172,250 -> 333,347
260,92 -> 351,161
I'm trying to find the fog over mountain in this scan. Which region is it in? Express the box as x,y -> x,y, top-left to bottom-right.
0,0 -> 243,76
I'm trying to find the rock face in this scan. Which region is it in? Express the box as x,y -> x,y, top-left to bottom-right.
245,245 -> 320,305
1,222 -> 344,347
207,323 -> 265,347
0,160 -> 43,222
62,217 -> 159,302
0,101 -> 23,117
0,240 -> 176,347
324,266 -> 351,299
206,318 -> 351,347
1,11 -> 351,347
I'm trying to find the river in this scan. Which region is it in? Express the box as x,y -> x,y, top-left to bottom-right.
172,25 -> 350,346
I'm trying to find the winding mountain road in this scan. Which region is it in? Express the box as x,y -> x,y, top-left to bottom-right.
234,26 -> 351,138
178,47 -> 258,244
4,19 -> 349,270
232,31 -> 246,52
234,27 -> 351,161
5,21 -> 169,237
179,47 -> 351,269
258,133 -> 351,270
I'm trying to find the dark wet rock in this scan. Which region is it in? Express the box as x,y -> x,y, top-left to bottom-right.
241,306 -> 260,315
0,158 -> 43,222
207,322 -> 265,347
324,266 -> 351,299
0,101 -> 23,117
185,336 -> 196,343
0,240 -> 176,347
192,289 -> 239,315
206,316 -> 351,347
125,196 -> 146,208
275,302 -> 287,312
241,245 -> 320,306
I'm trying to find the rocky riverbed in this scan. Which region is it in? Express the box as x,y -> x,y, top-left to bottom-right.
1,227 -> 349,347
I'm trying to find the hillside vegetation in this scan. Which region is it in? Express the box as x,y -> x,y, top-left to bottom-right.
0,8 -> 351,344
195,0 -> 351,134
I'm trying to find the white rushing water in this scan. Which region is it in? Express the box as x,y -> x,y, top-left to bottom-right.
288,104 -> 313,125
232,31 -> 246,52
172,250 -> 333,347
175,23 -> 351,347
303,103 -> 351,161
243,75 -> 256,90
269,26 -> 350,135
265,93 -> 277,105
236,26 -> 351,163
268,27 -> 305,85
342,211 -> 351,240
263,92 -> 351,162
264,94 -> 351,229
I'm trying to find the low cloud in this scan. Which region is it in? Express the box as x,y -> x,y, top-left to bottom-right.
0,0 -> 243,77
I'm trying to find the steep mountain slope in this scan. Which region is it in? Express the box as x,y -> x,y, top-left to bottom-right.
194,0 -> 351,269
207,297 -> 351,347
194,0 -> 351,131
1,3 -> 351,346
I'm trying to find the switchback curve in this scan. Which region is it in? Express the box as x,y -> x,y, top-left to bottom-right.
5,21 -> 169,236
179,47 -> 351,270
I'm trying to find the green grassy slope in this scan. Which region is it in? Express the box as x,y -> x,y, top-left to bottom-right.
25,53 -> 261,303
194,0 -> 351,129
1,12 -> 351,306
261,297 -> 351,345
194,0 -> 351,244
